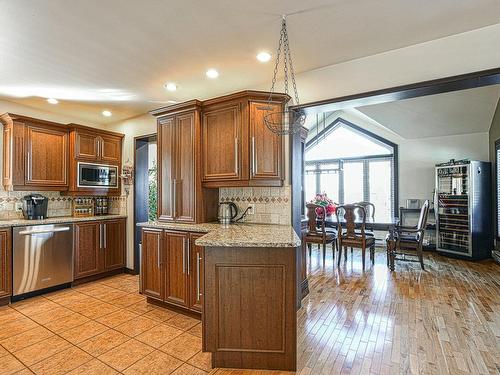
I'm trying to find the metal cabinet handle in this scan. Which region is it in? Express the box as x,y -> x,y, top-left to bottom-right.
234,138 -> 239,174
157,235 -> 161,269
186,238 -> 190,275
172,180 -> 177,218
196,253 -> 202,301
104,223 -> 107,248
252,136 -> 256,175
99,224 -> 103,249
182,237 -> 186,274
19,227 -> 70,235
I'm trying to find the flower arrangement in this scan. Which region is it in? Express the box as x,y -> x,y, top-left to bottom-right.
310,193 -> 337,216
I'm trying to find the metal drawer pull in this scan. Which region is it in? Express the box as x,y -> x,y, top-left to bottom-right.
157,237 -> 161,269
19,227 -> 70,235
196,253 -> 202,300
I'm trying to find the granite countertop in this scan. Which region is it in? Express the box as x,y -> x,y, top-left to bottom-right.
0,214 -> 127,228
137,221 -> 301,248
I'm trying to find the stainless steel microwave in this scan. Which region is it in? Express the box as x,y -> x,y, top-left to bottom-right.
77,162 -> 118,188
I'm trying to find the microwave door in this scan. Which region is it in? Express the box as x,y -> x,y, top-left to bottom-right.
81,167 -> 101,185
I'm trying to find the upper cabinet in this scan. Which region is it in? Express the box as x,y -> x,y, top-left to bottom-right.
200,91 -> 288,188
151,101 -> 218,223
1,113 -> 69,191
67,124 -> 124,196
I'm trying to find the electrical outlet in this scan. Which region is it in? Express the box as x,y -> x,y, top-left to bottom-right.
15,202 -> 23,212
247,204 -> 255,215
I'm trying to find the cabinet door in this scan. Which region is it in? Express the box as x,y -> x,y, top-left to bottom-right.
175,113 -> 196,222
141,229 -> 163,300
0,229 -> 12,298
189,233 -> 204,312
103,219 -> 125,271
25,124 -> 68,187
249,101 -> 282,180
74,222 -> 101,279
164,231 -> 189,308
75,132 -> 99,160
202,104 -> 242,181
158,116 -> 175,221
100,135 -> 121,163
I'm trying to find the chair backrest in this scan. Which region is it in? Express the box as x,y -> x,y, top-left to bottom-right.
356,201 -> 375,220
417,200 -> 430,231
306,203 -> 326,236
336,204 -> 366,240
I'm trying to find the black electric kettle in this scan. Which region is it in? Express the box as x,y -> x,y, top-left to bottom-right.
218,202 -> 238,224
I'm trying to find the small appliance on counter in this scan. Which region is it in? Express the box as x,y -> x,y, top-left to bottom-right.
73,197 -> 94,217
95,197 -> 109,215
218,202 -> 238,225
22,194 -> 48,220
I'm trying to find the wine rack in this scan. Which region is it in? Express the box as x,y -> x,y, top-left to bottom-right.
435,161 -> 492,259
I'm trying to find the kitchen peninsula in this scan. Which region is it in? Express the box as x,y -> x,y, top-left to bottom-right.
138,221 -> 300,371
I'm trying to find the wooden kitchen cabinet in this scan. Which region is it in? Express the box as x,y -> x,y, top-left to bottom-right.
140,228 -> 205,314
74,218 -> 126,280
163,231 -> 190,308
152,101 -> 218,224
141,228 -> 163,300
75,131 -> 99,160
1,113 -> 69,191
74,221 -> 101,279
103,219 -> 126,271
200,91 -> 288,188
0,228 -> 12,301
100,134 -> 122,163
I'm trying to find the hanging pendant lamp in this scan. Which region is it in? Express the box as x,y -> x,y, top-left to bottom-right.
264,15 -> 306,135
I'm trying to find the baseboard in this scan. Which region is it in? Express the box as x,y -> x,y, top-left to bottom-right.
124,267 -> 138,275
72,268 -> 124,286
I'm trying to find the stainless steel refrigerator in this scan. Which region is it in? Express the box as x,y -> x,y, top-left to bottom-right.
435,160 -> 492,260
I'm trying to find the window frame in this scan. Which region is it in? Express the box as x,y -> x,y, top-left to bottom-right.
305,117 -> 399,218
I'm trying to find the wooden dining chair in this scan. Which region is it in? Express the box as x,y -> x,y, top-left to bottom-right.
387,200 -> 430,270
355,201 -> 376,237
336,204 -> 375,270
304,203 -> 337,264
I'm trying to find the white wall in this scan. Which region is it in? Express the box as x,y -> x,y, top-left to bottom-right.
106,114 -> 157,268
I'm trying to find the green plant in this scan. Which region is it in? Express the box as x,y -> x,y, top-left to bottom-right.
148,159 -> 158,221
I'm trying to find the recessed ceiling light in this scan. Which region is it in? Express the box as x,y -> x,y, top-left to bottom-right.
164,82 -> 177,92
256,52 -> 272,62
206,69 -> 219,79
47,98 -> 58,104
102,110 -> 112,117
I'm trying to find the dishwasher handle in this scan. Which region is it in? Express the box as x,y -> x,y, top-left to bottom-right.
18,227 -> 71,235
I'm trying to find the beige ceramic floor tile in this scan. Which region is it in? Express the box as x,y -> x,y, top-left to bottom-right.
95,309 -> 139,328
77,329 -> 129,357
11,297 -> 59,316
0,343 -> 8,357
14,335 -> 71,366
29,305 -> 74,325
0,352 -> 26,375
109,293 -> 145,308
171,363 -> 208,375
29,346 -> 93,375
187,323 -> 202,338
127,300 -> 158,314
160,333 -> 202,361
135,323 -> 184,348
0,325 -> 53,352
114,316 -> 159,337
59,320 -> 109,344
165,314 -> 200,331
0,318 -> 40,340
77,301 -> 120,319
122,350 -> 183,375
98,339 -> 154,372
44,312 -> 90,333
142,307 -> 178,322
188,351 -> 212,372
67,358 -> 118,375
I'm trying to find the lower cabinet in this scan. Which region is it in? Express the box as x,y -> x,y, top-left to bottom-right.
141,228 -> 204,314
0,228 -> 12,299
74,218 -> 126,280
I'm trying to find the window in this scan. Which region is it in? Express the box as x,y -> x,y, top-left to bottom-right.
304,118 -> 397,221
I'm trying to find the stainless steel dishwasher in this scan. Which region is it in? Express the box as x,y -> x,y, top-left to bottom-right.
13,224 -> 74,296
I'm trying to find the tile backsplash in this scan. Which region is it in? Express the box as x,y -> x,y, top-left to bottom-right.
219,186 -> 291,225
0,190 -> 127,220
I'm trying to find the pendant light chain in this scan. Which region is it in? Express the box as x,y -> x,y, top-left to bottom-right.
264,15 -> 306,135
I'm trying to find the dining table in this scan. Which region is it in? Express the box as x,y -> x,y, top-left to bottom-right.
316,215 -> 400,269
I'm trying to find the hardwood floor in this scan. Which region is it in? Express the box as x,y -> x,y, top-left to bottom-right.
211,247 -> 500,375
0,247 -> 497,374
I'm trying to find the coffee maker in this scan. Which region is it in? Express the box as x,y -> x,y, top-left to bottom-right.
22,194 -> 48,220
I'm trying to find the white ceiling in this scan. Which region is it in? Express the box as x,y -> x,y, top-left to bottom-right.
355,85 -> 500,139
0,0 -> 499,125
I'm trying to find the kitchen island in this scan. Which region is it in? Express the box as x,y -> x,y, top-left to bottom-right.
138,222 -> 300,371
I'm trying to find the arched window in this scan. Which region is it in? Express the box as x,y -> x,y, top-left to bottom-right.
305,118 -> 398,221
